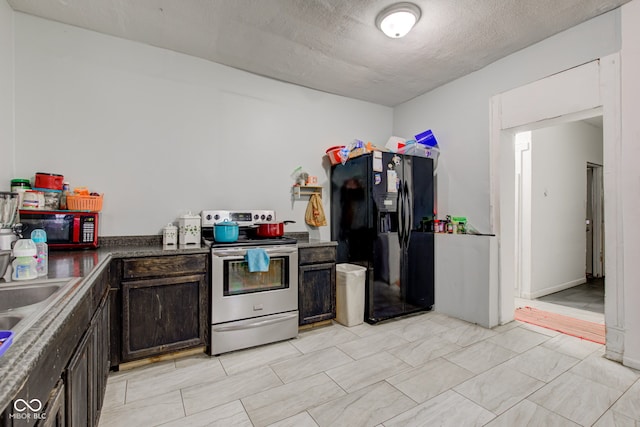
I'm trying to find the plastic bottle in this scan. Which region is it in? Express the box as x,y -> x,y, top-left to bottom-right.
59,181 -> 70,210
31,229 -> 48,277
445,215 -> 454,234
12,239 -> 38,281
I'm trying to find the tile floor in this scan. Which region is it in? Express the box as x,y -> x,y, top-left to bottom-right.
98,308 -> 639,427
536,279 -> 605,314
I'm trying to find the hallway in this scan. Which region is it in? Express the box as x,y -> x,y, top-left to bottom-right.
516,279 -> 605,325
537,278 -> 605,314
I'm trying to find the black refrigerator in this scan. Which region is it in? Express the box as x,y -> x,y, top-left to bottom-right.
331,152 -> 434,324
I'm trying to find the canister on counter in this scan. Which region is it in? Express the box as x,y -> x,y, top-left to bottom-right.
178,213 -> 201,246
163,223 -> 178,246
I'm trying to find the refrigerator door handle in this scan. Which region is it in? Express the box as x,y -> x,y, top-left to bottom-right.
397,181 -> 405,246
404,181 -> 412,248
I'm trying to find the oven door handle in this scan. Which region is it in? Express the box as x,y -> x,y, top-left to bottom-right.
213,247 -> 298,258
212,312 -> 298,332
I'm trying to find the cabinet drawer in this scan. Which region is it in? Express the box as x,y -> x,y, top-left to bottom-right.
122,254 -> 207,279
299,246 -> 336,265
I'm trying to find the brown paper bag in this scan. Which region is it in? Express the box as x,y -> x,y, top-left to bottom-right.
305,193 -> 327,227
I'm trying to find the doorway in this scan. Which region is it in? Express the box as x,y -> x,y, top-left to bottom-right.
490,55 -> 624,360
512,119 -> 605,324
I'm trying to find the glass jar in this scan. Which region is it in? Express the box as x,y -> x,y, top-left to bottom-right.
10,179 -> 31,192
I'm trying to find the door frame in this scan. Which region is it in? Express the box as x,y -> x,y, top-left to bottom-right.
489,55 -> 624,361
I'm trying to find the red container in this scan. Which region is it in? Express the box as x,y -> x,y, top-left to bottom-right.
255,221 -> 295,237
35,172 -> 64,190
325,146 -> 345,166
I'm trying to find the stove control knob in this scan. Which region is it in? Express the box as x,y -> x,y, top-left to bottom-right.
254,214 -> 259,220
261,214 -> 266,220
214,214 -> 220,220
266,215 -> 272,221
206,214 -> 212,221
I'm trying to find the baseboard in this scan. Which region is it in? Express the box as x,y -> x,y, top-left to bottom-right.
298,319 -> 333,331
523,278 -> 586,299
622,355 -> 640,370
117,346 -> 206,371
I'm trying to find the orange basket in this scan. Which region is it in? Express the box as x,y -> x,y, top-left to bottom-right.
66,194 -> 103,212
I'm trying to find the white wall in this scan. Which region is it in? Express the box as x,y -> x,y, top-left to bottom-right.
12,13 -> 393,237
621,0 -> 640,369
528,121 -> 603,298
0,0 -> 13,185
393,10 -> 620,233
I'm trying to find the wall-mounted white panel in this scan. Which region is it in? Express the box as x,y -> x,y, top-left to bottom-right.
434,233 -> 499,328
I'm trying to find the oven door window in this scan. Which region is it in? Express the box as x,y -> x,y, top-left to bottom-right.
223,256 -> 289,296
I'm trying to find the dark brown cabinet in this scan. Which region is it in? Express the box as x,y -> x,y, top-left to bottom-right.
298,246 -> 336,325
65,327 -> 89,427
1,266 -> 110,427
114,254 -> 208,364
65,296 -> 109,427
39,381 -> 65,427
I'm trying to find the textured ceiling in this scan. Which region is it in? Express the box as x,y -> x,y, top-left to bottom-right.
6,0 -> 630,106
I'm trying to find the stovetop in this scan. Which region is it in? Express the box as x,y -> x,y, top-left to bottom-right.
203,236 -> 297,248
201,228 -> 297,248
200,209 -> 297,248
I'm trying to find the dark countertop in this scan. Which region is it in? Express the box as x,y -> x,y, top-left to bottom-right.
0,242 -> 208,412
297,238 -> 338,248
0,234 -> 336,411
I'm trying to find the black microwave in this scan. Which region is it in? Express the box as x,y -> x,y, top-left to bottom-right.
18,210 -> 99,249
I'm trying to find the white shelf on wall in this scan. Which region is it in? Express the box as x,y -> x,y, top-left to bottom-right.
292,185 -> 323,200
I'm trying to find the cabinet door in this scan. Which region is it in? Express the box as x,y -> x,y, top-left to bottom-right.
65,329 -> 90,427
299,262 -> 336,325
108,287 -> 120,370
65,295 -> 109,427
96,298 -> 110,416
37,381 -> 65,427
122,274 -> 206,361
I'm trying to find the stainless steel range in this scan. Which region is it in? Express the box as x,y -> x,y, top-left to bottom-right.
201,210 -> 298,355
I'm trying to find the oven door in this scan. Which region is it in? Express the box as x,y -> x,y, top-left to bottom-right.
211,244 -> 298,323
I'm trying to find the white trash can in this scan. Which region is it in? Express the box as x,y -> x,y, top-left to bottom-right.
336,263 -> 367,327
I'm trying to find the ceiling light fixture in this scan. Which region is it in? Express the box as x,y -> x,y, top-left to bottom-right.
375,2 -> 421,39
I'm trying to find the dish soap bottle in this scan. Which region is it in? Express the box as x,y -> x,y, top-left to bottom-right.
31,229 -> 48,277
12,239 -> 38,281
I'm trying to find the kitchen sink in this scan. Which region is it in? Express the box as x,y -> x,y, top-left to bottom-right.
0,284 -> 62,311
0,278 -> 81,339
0,314 -> 23,330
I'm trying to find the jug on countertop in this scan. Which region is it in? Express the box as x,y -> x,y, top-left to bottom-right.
178,212 -> 201,246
